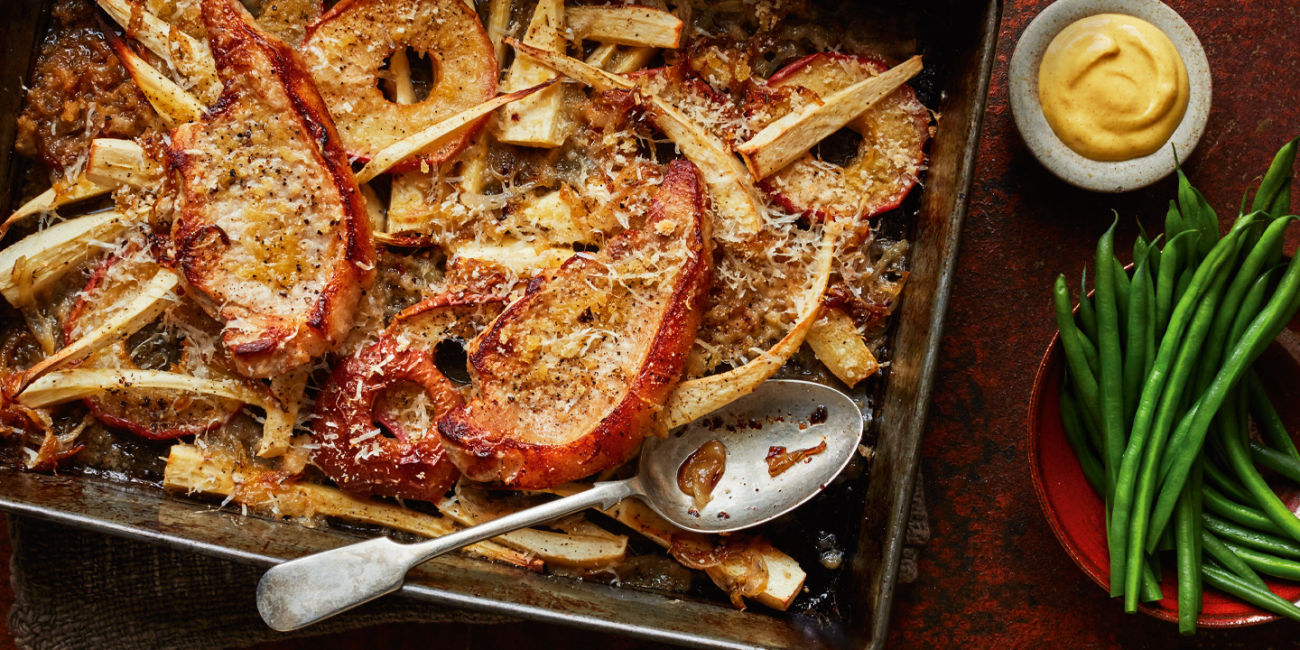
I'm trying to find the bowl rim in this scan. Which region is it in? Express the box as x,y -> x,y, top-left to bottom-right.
1027,331 -> 1286,628
1008,0 -> 1213,193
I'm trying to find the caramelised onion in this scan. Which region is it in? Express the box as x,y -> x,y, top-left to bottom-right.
765,439 -> 828,477
677,438 -> 726,510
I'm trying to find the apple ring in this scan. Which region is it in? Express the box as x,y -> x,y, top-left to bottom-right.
300,0 -> 497,167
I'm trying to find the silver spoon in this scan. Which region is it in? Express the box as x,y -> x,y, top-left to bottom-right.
256,379 -> 863,631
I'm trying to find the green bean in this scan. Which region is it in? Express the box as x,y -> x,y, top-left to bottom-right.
1079,268 -> 1099,342
1143,266 -> 1157,378
1054,276 -> 1103,428
1095,221 -> 1128,595
1202,529 -> 1268,589
1148,249 -> 1300,548
1113,255 -> 1132,337
1060,386 -> 1106,496
1202,456 -> 1257,505
1248,442 -> 1300,484
1202,512 -> 1300,559
1076,330 -> 1101,378
1247,372 -> 1300,463
1203,562 -> 1300,623
1220,395 -> 1300,545
1202,483 -> 1284,535
1134,235 -> 1149,269
1067,376 -> 1106,453
1120,232 -> 1243,594
1192,215 -> 1287,392
1165,199 -> 1187,243
1172,267 -> 1195,313
1177,168 -> 1218,261
1157,523 -> 1175,553
1221,540 -> 1300,581
1155,232 -> 1183,334
1252,138 -> 1298,217
1140,560 -> 1164,602
1175,467 -> 1201,632
1124,256 -> 1152,421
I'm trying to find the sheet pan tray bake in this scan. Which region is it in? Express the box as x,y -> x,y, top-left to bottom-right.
0,0 -> 999,646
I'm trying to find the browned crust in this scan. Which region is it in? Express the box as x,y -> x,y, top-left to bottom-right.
438,160 -> 713,488
170,0 -> 375,378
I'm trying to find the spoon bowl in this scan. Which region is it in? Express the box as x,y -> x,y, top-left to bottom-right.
257,379 -> 863,631
639,378 -> 864,533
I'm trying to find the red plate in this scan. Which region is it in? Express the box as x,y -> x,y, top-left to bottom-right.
1028,332 -> 1300,627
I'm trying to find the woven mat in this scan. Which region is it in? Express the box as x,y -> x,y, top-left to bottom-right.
5,480 -> 929,650
5,516 -> 515,650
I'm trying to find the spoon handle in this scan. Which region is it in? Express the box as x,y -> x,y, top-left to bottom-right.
256,479 -> 640,631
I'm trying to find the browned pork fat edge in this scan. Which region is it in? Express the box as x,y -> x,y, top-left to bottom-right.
439,160 -> 713,488
170,0 -> 374,378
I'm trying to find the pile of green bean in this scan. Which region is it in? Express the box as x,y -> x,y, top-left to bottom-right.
1054,139 -> 1300,634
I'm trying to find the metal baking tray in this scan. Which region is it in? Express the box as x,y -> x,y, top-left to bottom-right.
0,0 -> 998,647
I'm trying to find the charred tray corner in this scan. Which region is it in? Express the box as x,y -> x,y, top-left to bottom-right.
0,0 -> 999,647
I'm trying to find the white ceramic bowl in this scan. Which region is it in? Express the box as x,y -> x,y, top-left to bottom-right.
1008,0 -> 1212,193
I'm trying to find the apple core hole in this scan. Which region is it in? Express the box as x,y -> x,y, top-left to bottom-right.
374,380 -> 434,441
126,320 -> 183,370
378,46 -> 437,104
813,127 -> 863,168
434,339 -> 471,386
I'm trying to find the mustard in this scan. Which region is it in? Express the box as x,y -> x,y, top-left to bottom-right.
1038,13 -> 1189,162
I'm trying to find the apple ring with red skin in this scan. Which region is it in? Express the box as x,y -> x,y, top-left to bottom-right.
312,292 -> 504,501
300,0 -> 497,168
64,248 -> 245,440
756,52 -> 931,221
311,337 -> 463,502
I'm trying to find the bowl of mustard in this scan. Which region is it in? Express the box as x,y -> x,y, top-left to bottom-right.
1009,0 -> 1212,193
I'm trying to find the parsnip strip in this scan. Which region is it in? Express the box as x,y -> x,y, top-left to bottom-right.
96,0 -> 188,67
807,307 -> 879,387
509,38 -> 633,91
584,43 -> 656,74
608,46 -> 656,74
18,369 -> 267,410
14,270 -> 180,392
108,36 -> 206,126
387,47 -> 418,106
359,184 -> 387,233
645,92 -> 765,236
664,222 -> 842,428
1,179 -> 113,237
547,484 -> 805,610
95,0 -> 220,100
163,444 -> 539,570
257,366 -> 309,459
487,0 -> 511,68
450,238 -> 574,273
84,139 -> 154,189
509,39 -> 763,235
584,42 -> 619,69
496,0 -> 568,148
566,6 -> 682,49
437,500 -> 627,567
0,211 -> 130,306
737,55 -> 923,179
356,81 -> 555,183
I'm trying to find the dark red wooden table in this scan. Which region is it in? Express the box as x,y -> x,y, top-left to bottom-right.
3,1 -> 1298,648
888,1 -> 1300,647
